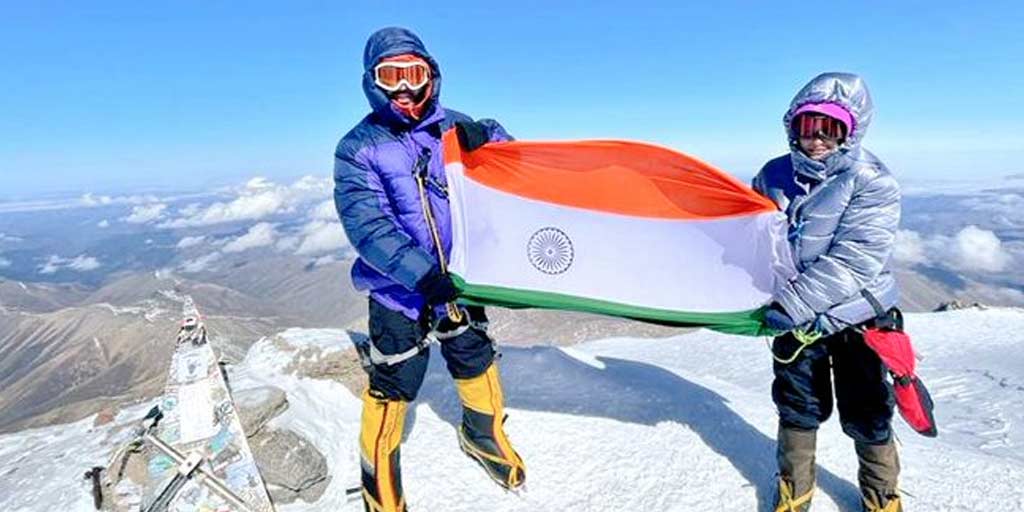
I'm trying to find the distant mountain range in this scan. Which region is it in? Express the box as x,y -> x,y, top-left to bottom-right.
1,176 -> 1021,433
0,257 -> 1008,433
0,259 -> 364,433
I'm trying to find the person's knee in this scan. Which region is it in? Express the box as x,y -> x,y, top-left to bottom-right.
441,329 -> 495,379
370,380 -> 421,402
773,370 -> 833,428
778,403 -> 830,431
366,301 -> 432,401
446,348 -> 494,379
370,351 -> 430,401
841,416 -> 892,444
834,359 -> 895,444
839,401 -> 894,444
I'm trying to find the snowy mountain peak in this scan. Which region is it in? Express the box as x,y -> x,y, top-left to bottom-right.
2,309 -> 1023,511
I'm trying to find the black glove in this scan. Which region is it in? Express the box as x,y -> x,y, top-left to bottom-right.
763,303 -> 797,332
432,308 -> 470,337
415,267 -> 459,306
455,120 -> 489,151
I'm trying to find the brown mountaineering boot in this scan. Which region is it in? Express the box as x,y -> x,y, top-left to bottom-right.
774,426 -> 817,512
856,440 -> 902,512
862,488 -> 903,512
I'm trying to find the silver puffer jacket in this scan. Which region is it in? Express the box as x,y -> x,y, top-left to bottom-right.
752,72 -> 901,334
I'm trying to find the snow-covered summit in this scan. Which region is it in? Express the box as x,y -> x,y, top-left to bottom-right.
2,308 -> 1023,511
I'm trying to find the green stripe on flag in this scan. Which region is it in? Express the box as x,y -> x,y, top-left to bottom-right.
450,275 -> 772,337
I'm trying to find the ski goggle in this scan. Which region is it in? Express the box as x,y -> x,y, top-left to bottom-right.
793,114 -> 847,142
373,61 -> 431,92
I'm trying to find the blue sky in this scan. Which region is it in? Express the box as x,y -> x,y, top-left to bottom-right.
2,1 -> 1021,198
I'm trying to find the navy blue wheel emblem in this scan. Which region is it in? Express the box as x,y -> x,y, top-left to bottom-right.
527,227 -> 574,275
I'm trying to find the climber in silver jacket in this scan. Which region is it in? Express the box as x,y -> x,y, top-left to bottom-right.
753,72 -> 905,512
753,72 -> 900,335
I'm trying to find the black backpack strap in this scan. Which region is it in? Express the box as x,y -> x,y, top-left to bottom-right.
861,289 -> 897,330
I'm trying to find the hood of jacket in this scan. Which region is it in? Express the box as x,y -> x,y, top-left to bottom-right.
361,27 -> 443,128
783,72 -> 874,181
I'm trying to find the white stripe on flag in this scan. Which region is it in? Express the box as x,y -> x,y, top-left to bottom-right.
447,161 -> 794,314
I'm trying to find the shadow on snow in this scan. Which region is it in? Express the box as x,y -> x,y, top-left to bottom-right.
406,344 -> 861,512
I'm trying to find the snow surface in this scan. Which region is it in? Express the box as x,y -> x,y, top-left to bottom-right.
2,309 -> 1024,511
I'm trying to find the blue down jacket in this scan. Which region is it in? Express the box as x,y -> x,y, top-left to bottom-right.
333,27 -> 510,320
753,72 -> 901,334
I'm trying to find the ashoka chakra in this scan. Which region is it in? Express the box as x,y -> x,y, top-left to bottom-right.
527,227 -> 574,275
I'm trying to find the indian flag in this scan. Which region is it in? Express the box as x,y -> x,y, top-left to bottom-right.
442,131 -> 795,335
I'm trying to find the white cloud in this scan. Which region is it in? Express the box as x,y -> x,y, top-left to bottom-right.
81,192 -> 160,207
223,223 -> 277,253
168,193 -> 283,227
38,255 -> 61,274
1,191 -> 214,214
893,230 -> 928,265
180,252 -> 221,273
38,254 -> 102,274
290,175 -> 328,193
80,193 -> 113,206
178,203 -> 202,217
308,200 -> 338,221
97,220 -> 110,228
295,220 -> 350,255
245,177 -> 275,190
161,176 -> 330,228
275,236 -> 300,252
994,287 -> 1024,304
960,193 -> 1024,230
67,255 -> 101,271
310,255 -> 337,267
0,256 -> 10,268
0,233 -> 23,243
176,236 -> 206,249
894,226 -> 1012,273
123,203 -> 168,224
950,226 -> 1011,272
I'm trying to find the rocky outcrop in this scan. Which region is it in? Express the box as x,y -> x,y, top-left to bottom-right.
935,300 -> 987,311
234,385 -> 330,504
249,428 -> 330,504
286,344 -> 367,398
234,386 -> 288,436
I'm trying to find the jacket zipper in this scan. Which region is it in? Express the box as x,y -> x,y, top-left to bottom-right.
786,173 -> 840,267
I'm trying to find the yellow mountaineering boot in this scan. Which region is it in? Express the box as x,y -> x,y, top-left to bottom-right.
454,362 -> 526,490
359,389 -> 409,512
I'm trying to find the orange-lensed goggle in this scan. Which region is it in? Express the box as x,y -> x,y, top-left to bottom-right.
373,61 -> 431,92
794,114 -> 847,142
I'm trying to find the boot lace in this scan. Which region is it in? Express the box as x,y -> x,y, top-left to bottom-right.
863,494 -> 901,512
774,478 -> 813,512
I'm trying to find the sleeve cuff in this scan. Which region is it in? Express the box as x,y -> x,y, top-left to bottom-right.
776,283 -> 818,326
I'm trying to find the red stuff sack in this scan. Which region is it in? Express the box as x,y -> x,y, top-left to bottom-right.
862,326 -> 938,437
